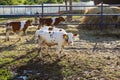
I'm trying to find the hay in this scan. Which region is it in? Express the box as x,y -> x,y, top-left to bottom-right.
80,5 -> 120,30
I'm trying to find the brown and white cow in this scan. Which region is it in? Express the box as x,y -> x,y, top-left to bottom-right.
38,16 -> 65,29
6,20 -> 32,41
35,26 -> 77,59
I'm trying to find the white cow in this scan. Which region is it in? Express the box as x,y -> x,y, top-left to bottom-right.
35,26 -> 77,59
40,26 -> 66,32
35,26 -> 66,42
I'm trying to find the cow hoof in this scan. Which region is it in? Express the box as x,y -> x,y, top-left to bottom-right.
4,40 -> 7,42
5,38 -> 9,42
39,56 -> 43,60
25,39 -> 29,42
18,38 -> 21,41
57,58 -> 61,61
26,40 -> 29,42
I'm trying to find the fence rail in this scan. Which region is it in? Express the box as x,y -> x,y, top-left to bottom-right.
0,2 -> 120,31
0,4 -> 120,17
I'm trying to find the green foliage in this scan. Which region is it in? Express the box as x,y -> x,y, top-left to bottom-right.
57,0 -> 64,3
24,0 -> 35,5
0,0 -> 13,5
0,69 -> 11,80
74,0 -> 81,2
47,0 -> 58,3
0,0 -> 83,5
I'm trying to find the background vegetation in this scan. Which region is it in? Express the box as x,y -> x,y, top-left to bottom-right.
0,0 -> 92,5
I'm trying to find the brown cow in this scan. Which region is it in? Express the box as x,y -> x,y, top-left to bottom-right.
6,20 -> 32,41
38,16 -> 65,29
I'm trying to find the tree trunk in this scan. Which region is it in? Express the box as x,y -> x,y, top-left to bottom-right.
69,0 -> 72,22
65,0 -> 72,22
65,0 -> 68,12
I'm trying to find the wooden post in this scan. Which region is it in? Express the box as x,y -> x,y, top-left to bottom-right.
100,2 -> 103,31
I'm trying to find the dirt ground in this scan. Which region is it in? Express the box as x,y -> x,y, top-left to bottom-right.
0,24 -> 120,80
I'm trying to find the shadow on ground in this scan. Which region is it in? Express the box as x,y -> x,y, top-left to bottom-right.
7,48 -> 64,80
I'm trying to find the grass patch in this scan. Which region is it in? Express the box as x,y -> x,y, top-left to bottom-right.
0,17 -> 34,24
0,18 -> 120,80
0,69 -> 11,80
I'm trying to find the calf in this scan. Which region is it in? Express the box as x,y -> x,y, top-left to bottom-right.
6,20 -> 32,41
38,16 -> 65,29
35,27 -> 77,59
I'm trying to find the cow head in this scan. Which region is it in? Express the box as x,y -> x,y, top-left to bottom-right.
59,17 -> 65,22
67,33 -> 77,45
26,19 -> 32,26
63,34 -> 69,42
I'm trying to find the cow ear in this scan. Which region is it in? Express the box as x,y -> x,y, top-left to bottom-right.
63,34 -> 68,39
73,34 -> 77,36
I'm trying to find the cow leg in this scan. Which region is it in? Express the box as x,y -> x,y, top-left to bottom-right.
38,24 -> 42,30
38,39 -> 44,58
6,30 -> 10,41
57,44 -> 62,59
38,47 -> 42,58
62,45 -> 67,57
45,45 -> 52,58
62,45 -> 64,51
45,45 -> 49,53
37,44 -> 42,58
15,31 -> 21,41
23,31 -> 29,42
38,25 -> 40,30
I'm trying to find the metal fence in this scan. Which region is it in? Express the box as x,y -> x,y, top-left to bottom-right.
0,1 -> 94,17
0,2 -> 120,31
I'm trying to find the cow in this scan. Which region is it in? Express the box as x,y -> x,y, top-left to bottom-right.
35,26 -> 77,59
38,26 -> 66,33
38,16 -> 65,29
6,20 -> 32,41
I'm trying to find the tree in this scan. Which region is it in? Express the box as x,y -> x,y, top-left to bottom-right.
65,0 -> 72,22
0,0 -> 8,5
0,0 -> 13,5
57,0 -> 64,3
47,0 -> 58,3
69,0 -> 72,21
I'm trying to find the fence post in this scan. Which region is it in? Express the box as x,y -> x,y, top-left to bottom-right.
34,12 -> 39,26
3,6 -> 5,15
100,2 -> 103,31
42,3 -> 44,18
58,6 -> 60,17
